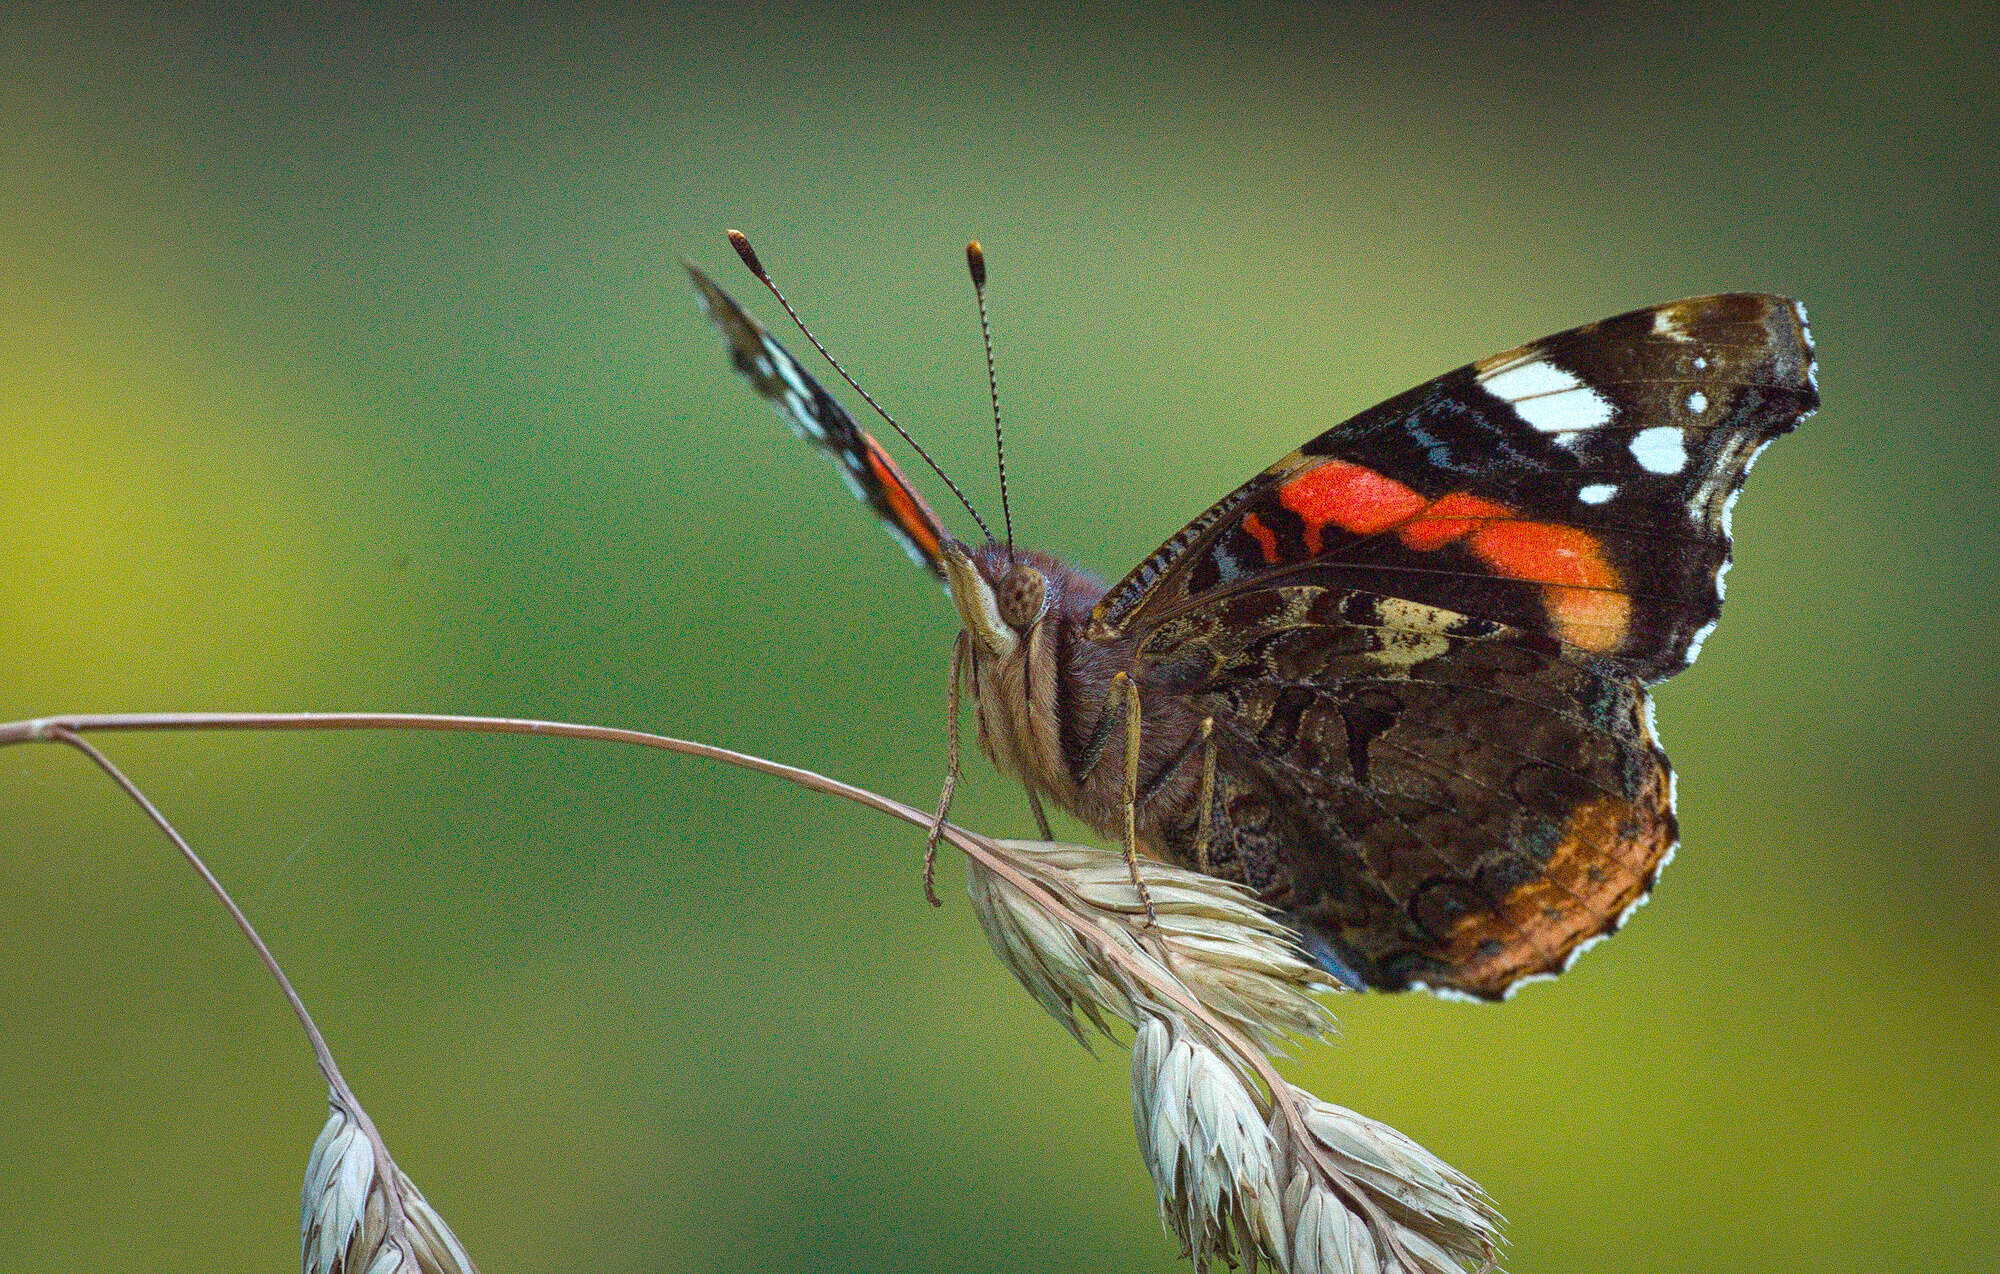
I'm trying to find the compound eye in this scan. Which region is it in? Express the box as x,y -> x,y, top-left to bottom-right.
995,564 -> 1048,630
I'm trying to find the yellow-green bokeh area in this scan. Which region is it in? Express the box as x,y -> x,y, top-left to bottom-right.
3,7 -> 1995,1273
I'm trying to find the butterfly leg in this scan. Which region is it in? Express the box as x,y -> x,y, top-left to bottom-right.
923,630 -> 972,907
1026,788 -> 1054,841
1111,671 -> 1159,926
1193,716 -> 1216,875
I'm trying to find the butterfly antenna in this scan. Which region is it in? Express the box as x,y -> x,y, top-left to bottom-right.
966,240 -> 1014,558
727,230 -> 995,543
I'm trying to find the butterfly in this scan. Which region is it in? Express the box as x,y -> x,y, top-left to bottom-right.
690,242 -> 1816,1001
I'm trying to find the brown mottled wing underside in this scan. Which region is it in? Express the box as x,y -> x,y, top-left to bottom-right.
1145,585 -> 1673,998
1099,295 -> 1815,998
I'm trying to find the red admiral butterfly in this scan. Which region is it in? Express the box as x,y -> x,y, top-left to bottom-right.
690,238 -> 1816,1001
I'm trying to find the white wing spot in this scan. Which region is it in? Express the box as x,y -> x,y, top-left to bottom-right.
1481,360 -> 1616,433
1482,359 -> 1579,399
1651,309 -> 1693,341
1630,426 -> 1687,474
780,391 -> 822,437
1578,483 -> 1617,505
769,343 -> 815,400
1693,356 -> 1708,370
1687,390 -> 1709,414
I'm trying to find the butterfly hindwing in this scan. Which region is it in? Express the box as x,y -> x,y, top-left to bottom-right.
1144,582 -> 1674,998
689,265 -> 949,578
1092,293 -> 1817,684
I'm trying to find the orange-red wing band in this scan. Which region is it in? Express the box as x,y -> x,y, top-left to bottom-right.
1398,491 -> 1514,552
1242,511 -> 1281,564
1271,460 -> 1630,651
864,440 -> 944,564
1277,460 -> 1428,552
1462,520 -> 1629,651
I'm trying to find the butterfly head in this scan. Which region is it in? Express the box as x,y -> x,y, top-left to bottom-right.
941,539 -> 1054,659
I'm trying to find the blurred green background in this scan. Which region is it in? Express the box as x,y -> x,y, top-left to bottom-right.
2,6 -> 1994,1272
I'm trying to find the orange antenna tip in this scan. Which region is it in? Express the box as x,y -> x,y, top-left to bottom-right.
726,229 -> 766,278
965,240 -> 987,288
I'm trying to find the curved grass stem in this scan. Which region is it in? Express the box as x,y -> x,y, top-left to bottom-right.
5,708 -> 1428,1269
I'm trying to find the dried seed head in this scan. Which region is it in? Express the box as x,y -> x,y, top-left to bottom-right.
1131,1017 -> 1287,1271
1273,1088 -> 1503,1274
303,1094 -> 479,1274
1037,842 -> 1341,1051
966,840 -> 1339,1053
965,849 -> 1133,1044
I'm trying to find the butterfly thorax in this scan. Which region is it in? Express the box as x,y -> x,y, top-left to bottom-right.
942,540 -> 1208,855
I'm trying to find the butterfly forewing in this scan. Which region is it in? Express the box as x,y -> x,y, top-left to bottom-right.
689,265 -> 951,578
1093,293 -> 1817,684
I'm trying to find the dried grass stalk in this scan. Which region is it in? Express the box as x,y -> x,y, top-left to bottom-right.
10,724 -> 484,1274
965,844 -> 1133,1043
303,1093 -> 479,1274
